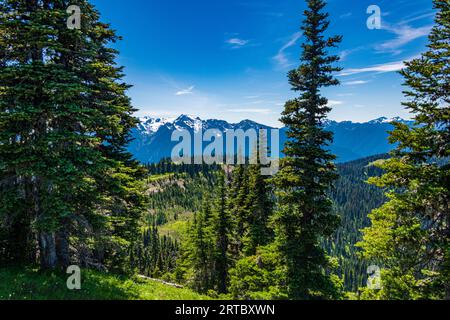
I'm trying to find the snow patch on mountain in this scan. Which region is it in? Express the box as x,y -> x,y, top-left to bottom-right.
137,114 -> 273,136
138,116 -> 178,134
368,116 -> 411,124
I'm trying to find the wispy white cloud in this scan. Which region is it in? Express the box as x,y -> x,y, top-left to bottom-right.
377,23 -> 432,54
339,60 -> 407,76
338,18 -> 433,60
337,93 -> 354,97
248,100 -> 266,105
328,100 -> 344,107
175,86 -> 195,96
344,80 -> 369,86
226,38 -> 250,49
245,95 -> 260,99
339,12 -> 352,19
273,32 -> 302,69
399,12 -> 435,25
339,49 -> 354,61
339,47 -> 365,61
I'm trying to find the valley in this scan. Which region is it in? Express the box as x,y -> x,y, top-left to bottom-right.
139,154 -> 387,294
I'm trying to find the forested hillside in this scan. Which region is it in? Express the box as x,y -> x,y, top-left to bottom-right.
134,155 -> 388,294
327,155 -> 388,291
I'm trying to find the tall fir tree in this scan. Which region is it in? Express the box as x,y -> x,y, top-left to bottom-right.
227,164 -> 248,256
243,162 -> 274,255
212,170 -> 232,294
358,0 -> 449,300
188,195 -> 215,293
0,0 -> 146,270
273,0 -> 342,299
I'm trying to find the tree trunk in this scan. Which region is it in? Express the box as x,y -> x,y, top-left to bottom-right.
8,217 -> 34,264
56,224 -> 70,269
39,232 -> 57,269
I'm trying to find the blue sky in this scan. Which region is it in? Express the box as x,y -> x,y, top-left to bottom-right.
92,0 -> 435,127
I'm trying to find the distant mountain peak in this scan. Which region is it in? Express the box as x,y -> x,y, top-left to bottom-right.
138,116 -> 178,134
175,114 -> 201,122
368,116 -> 410,124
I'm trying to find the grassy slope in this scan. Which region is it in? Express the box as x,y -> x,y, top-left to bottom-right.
0,267 -> 209,300
159,217 -> 191,240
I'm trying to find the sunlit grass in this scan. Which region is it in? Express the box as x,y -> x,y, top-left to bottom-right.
0,267 -> 209,300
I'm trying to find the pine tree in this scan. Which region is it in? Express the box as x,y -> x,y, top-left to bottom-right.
243,162 -> 273,255
189,195 -> 215,293
227,164 -> 248,256
0,0 -> 146,270
273,0 -> 342,299
212,171 -> 232,294
358,0 -> 449,300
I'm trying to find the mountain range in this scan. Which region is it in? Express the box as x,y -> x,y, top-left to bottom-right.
127,115 -> 413,164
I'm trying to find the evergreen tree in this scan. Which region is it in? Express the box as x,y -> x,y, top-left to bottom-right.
273,0 -> 342,299
0,0 -> 146,270
189,195 -> 215,293
358,0 -> 449,300
243,163 -> 274,255
212,171 -> 232,294
227,165 -> 248,256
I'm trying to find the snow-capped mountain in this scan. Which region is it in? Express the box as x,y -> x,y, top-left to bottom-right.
128,115 -> 272,164
137,114 -> 268,134
136,116 -> 178,134
368,116 -> 410,124
127,114 -> 413,164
